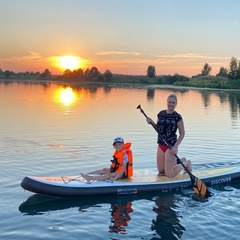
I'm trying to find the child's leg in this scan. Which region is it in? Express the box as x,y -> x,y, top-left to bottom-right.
81,172 -> 113,182
87,168 -> 109,175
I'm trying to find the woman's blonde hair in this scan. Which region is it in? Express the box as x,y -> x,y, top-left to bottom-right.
167,93 -> 177,103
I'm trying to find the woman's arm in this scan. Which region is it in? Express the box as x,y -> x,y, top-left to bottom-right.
171,120 -> 185,154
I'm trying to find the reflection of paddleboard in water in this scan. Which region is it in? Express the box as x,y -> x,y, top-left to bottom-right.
21,164 -> 240,198
19,193 -> 139,215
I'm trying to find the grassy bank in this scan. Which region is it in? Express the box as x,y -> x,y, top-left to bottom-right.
111,74 -> 240,90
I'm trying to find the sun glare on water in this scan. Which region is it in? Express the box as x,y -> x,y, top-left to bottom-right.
54,87 -> 77,106
58,56 -> 82,71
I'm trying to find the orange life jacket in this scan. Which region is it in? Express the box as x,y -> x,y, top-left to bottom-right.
110,142 -> 133,178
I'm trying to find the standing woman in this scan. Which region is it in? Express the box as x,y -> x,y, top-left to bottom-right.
146,93 -> 192,177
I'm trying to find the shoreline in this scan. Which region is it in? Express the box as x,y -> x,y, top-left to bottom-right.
1,78 -> 240,92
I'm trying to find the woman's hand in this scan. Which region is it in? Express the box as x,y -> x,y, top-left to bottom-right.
146,117 -> 153,124
170,145 -> 178,155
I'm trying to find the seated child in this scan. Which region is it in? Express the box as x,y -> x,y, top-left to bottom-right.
81,137 -> 133,182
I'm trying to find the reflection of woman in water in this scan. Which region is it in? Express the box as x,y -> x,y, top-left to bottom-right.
109,202 -> 133,234
151,195 -> 185,239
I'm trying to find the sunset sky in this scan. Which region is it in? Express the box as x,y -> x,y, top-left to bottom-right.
1,0 -> 240,77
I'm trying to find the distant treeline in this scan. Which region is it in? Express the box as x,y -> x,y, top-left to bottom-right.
56,67 -> 113,82
1,57 -> 240,89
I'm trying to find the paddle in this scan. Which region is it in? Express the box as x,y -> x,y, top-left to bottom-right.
137,104 -> 211,197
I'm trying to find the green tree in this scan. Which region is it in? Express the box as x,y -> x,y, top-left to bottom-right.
228,57 -> 238,79
201,63 -> 212,76
216,67 -> 228,77
238,61 -> 240,79
147,66 -> 156,78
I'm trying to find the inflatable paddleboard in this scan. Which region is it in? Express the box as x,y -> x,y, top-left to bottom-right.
21,164 -> 240,198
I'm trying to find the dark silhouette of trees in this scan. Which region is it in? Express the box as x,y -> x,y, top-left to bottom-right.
104,70 -> 113,81
75,68 -> 84,78
4,70 -> 11,78
201,63 -> 212,76
97,73 -> 105,82
216,67 -> 228,77
59,67 -> 112,82
40,69 -> 51,79
89,67 -> 99,79
228,57 -> 238,80
238,62 -> 240,80
71,69 -> 83,79
84,68 -> 90,79
64,69 -> 72,76
227,57 -> 240,88
147,66 -> 156,78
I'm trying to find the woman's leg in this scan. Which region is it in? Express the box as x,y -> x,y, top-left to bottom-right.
175,157 -> 192,173
164,150 -> 177,177
156,146 -> 165,173
165,153 -> 192,177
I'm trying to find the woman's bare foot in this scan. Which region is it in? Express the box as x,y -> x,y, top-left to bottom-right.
181,157 -> 186,163
183,160 -> 192,173
186,160 -> 192,172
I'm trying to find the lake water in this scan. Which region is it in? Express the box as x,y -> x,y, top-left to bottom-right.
1,80 -> 240,240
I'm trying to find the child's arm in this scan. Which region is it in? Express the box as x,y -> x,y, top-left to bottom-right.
111,163 -> 127,181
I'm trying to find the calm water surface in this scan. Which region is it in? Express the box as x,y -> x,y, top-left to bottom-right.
1,81 -> 240,240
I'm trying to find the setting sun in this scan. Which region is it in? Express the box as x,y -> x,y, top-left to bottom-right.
58,56 -> 82,71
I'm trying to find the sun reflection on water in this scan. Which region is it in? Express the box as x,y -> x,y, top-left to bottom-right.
54,87 -> 77,106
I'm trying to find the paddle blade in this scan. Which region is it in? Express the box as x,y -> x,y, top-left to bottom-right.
193,178 -> 210,197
